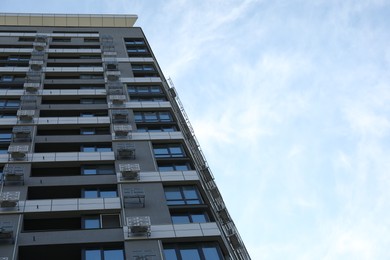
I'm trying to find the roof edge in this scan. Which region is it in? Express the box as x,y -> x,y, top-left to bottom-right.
0,13 -> 138,28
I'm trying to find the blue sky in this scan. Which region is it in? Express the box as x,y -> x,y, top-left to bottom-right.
2,1 -> 390,259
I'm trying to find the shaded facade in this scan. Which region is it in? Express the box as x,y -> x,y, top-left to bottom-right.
0,13 -> 250,260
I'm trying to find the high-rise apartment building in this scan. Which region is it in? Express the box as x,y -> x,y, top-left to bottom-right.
0,13 -> 250,260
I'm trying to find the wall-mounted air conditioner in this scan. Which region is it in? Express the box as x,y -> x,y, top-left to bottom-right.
126,216 -> 151,236
123,187 -> 145,207
12,126 -> 32,142
24,82 -> 40,93
0,222 -> 13,243
8,145 -> 29,160
113,124 -> 132,137
29,60 -> 44,71
111,110 -> 128,123
116,143 -> 135,159
109,95 -> 126,105
2,164 -> 24,185
17,110 -> 35,122
106,71 -> 121,81
0,192 -> 20,208
119,164 -> 140,180
33,41 -> 46,51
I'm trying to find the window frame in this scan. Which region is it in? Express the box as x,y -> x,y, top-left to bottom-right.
163,242 -> 224,260
164,186 -> 203,205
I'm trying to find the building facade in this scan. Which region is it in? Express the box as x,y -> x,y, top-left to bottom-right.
0,13 -> 250,260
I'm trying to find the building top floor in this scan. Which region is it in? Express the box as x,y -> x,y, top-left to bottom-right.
0,13 -> 138,28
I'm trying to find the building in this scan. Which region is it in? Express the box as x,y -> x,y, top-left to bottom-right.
0,13 -> 250,260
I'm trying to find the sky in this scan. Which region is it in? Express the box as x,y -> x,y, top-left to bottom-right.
2,1 -> 390,259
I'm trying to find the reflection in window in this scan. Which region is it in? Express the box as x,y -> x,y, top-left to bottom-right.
137,125 -> 176,132
84,248 -> 124,260
158,162 -> 192,171
134,111 -> 173,123
153,144 -> 185,158
81,145 -> 112,152
82,188 -> 117,198
163,243 -> 224,260
81,165 -> 115,175
171,212 -> 210,224
164,186 -> 202,205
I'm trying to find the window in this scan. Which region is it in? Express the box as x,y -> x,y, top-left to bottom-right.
80,127 -> 110,135
163,243 -> 224,260
124,39 -> 145,45
81,145 -> 112,152
0,99 -> 20,108
18,37 -> 35,42
153,144 -> 185,158
84,38 -> 100,42
80,74 -> 104,79
158,162 -> 192,171
52,37 -> 71,42
84,248 -> 124,260
82,188 -> 117,198
164,186 -> 203,205
82,214 -> 121,229
81,165 -> 115,175
0,130 -> 12,142
132,64 -> 155,71
137,125 -> 177,132
1,75 -> 14,82
0,145 -> 8,154
171,212 -> 210,224
128,85 -> 162,94
0,112 -> 17,118
80,98 -> 106,104
134,111 -> 173,123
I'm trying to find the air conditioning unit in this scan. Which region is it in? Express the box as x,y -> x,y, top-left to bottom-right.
126,216 -> 151,236
29,60 -> 44,71
0,192 -> 20,208
120,163 -> 140,180
111,110 -> 128,123
0,222 -> 13,244
25,70 -> 42,83
106,71 -> 121,81
123,187 -> 145,207
24,82 -> 40,93
113,124 -> 132,137
35,34 -> 48,43
33,41 -> 46,51
106,82 -> 123,94
8,145 -> 29,160
201,166 -> 214,182
12,126 -> 32,142
116,143 -> 135,159
20,95 -> 38,109
217,206 -> 230,224
106,62 -> 118,71
228,232 -> 242,249
2,164 -> 24,185
17,110 -> 35,122
109,95 -> 126,106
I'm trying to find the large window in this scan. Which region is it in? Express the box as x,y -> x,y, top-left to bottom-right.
80,127 -> 110,135
0,130 -> 12,143
82,214 -> 120,229
137,125 -> 176,132
171,212 -> 210,224
158,162 -> 192,171
153,144 -> 186,158
128,85 -> 162,94
164,186 -> 203,205
163,243 -> 224,260
82,188 -> 117,198
81,145 -> 112,152
84,248 -> 124,260
81,165 -> 115,175
0,99 -> 20,108
134,111 -> 173,123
